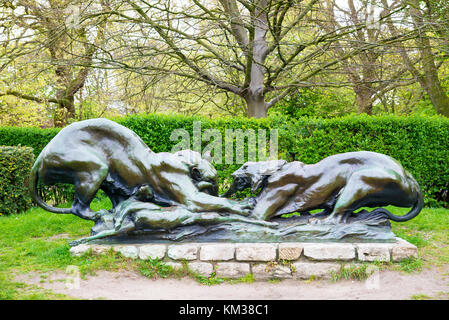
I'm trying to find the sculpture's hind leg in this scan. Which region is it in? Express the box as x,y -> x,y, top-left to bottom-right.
313,167 -> 402,224
68,156 -> 109,221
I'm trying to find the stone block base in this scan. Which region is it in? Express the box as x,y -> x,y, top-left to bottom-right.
70,238 -> 417,280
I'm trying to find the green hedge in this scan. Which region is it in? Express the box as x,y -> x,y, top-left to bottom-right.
277,115 -> 449,207
0,126 -> 60,157
0,146 -> 35,215
0,114 -> 448,207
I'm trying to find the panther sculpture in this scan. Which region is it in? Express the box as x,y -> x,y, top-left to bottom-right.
29,118 -> 252,221
224,151 -> 423,224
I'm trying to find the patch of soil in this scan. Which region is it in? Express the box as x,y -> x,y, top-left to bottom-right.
14,267 -> 449,300
48,233 -> 70,240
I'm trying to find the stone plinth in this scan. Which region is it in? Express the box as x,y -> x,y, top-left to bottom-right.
70,238 -> 417,280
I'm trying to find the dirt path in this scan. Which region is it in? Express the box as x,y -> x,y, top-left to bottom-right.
15,267 -> 449,300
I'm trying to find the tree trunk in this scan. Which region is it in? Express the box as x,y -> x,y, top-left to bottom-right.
244,92 -> 267,118
244,0 -> 269,119
54,90 -> 76,127
424,80 -> 449,117
418,42 -> 449,116
354,86 -> 374,115
409,1 -> 449,117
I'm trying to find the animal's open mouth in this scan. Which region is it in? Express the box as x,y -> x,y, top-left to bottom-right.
220,176 -> 251,197
235,176 -> 251,191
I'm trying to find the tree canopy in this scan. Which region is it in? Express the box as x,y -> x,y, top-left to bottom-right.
1,0 -> 449,126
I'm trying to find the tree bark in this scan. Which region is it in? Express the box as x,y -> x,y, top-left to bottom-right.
244,0 -> 269,118
54,92 -> 75,127
423,77 -> 449,117
244,91 -> 267,118
354,86 -> 374,115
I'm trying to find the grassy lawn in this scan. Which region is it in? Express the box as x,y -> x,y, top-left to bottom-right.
0,198 -> 448,299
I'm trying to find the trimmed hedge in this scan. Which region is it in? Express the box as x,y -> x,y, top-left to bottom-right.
0,126 -> 60,157
0,146 -> 35,215
278,115 -> 449,207
0,114 -> 448,207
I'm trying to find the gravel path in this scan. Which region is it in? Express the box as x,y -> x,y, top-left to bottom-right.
15,266 -> 449,300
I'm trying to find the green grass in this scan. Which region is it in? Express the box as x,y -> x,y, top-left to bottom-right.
193,272 -> 225,285
410,291 -> 449,300
139,258 -> 173,279
409,292 -> 449,300
330,264 -> 372,282
397,257 -> 424,273
0,201 -> 448,299
0,197 -> 135,299
389,206 -> 449,267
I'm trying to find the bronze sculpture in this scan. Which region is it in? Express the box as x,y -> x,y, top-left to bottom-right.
28,119 -> 423,244
225,151 -> 423,224
28,118 -> 253,221
69,184 -> 276,245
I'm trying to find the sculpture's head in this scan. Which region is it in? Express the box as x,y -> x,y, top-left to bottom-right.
174,150 -> 218,195
223,160 -> 287,197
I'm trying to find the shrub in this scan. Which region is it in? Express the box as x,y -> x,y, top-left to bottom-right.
0,114 -> 448,207
268,88 -> 356,118
0,145 -> 35,215
0,128 -> 74,205
0,126 -> 60,158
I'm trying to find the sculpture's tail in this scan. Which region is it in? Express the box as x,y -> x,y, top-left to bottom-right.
377,188 -> 424,222
28,156 -> 72,214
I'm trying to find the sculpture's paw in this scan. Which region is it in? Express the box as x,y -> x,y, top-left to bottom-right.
231,199 -> 255,216
81,209 -> 110,222
94,209 -> 112,220
69,238 -> 88,247
113,216 -> 124,231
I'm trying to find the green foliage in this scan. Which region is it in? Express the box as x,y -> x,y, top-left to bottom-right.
0,114 -> 448,206
37,183 -> 75,207
330,264 -> 372,282
0,127 -> 76,205
397,257 -> 424,273
139,258 -> 173,279
193,272 -> 225,286
0,146 -> 35,215
0,126 -> 60,158
269,88 -> 356,118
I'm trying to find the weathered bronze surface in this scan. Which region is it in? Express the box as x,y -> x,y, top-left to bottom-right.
29,119 -> 422,245
29,119 -> 253,221
225,151 -> 423,224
